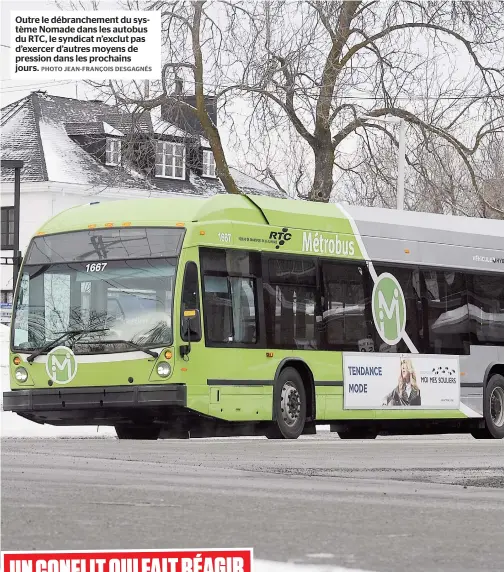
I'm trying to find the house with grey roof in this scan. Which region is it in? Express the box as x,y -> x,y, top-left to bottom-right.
0,90 -> 283,300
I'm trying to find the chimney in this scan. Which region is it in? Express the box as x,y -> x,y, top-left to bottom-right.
174,76 -> 183,95
162,76 -> 218,136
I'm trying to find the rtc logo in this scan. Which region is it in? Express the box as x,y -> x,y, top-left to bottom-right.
372,272 -> 406,346
269,227 -> 292,249
45,346 -> 78,385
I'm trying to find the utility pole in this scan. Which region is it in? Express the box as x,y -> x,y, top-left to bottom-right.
396,118 -> 406,211
361,115 -> 406,210
1,159 -> 24,290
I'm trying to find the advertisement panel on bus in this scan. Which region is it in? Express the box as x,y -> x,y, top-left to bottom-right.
343,352 -> 460,410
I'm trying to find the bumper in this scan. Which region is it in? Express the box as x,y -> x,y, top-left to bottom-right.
2,384 -> 187,425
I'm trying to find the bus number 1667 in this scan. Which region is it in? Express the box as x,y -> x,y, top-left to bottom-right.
85,262 -> 108,272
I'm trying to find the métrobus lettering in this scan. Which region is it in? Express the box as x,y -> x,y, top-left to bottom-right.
348,366 -> 383,376
302,231 -> 355,256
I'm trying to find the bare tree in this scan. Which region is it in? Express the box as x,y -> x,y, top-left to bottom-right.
345,127 -> 504,218
86,0 -> 243,194
218,1 -> 504,205
59,0 -> 504,212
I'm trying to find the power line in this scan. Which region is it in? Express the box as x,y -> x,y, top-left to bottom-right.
113,78 -> 504,101
0,81 -> 75,94
1,75 -> 501,101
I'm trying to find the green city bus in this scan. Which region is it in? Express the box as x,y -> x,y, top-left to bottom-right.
3,193 -> 504,440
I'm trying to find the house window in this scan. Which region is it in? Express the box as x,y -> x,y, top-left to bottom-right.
202,150 -> 216,178
1,207 -> 14,249
155,141 -> 186,180
1,290 -> 13,304
105,138 -> 121,166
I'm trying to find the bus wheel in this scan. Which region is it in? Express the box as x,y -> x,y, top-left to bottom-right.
266,367 -> 306,439
115,424 -> 161,440
472,374 -> 504,440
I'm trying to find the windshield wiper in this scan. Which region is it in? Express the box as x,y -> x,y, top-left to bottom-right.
107,340 -> 159,358
80,339 -> 159,358
26,328 -> 109,363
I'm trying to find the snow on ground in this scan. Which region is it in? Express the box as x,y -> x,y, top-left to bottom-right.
1,324 -> 329,438
256,562 -> 374,572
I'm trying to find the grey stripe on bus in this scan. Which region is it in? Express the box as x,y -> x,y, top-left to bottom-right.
207,379 -> 343,387
207,379 -> 273,386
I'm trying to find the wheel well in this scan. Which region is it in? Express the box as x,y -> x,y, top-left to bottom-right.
487,364 -> 504,384
278,360 -> 315,421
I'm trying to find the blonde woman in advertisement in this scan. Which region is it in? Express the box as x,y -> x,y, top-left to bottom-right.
383,357 -> 422,406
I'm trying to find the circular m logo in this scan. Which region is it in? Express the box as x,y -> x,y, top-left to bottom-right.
45,346 -> 78,385
372,273 -> 406,346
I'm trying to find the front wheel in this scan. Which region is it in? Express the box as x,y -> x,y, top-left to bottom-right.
472,374 -> 504,440
115,424 -> 161,440
265,367 -> 306,439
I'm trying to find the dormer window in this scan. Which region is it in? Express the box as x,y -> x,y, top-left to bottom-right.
105,138 -> 121,166
202,150 -> 216,178
155,141 -> 186,180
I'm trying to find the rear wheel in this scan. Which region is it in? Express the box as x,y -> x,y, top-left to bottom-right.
471,374 -> 504,440
266,367 -> 306,439
115,424 -> 161,440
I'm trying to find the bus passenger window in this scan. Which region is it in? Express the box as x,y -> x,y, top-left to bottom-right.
467,273 -> 504,345
320,262 -> 371,351
200,248 -> 259,346
420,269 -> 469,354
203,276 -> 232,342
203,276 -> 257,344
263,256 -> 318,350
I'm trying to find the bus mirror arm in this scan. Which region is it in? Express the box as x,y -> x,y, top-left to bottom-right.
180,320 -> 191,359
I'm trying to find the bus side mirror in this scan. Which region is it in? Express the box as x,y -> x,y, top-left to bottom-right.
182,309 -> 201,338
180,309 -> 202,358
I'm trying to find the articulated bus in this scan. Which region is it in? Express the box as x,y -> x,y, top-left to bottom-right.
3,194 -> 504,440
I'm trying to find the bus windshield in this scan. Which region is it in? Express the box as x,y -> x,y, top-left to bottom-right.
11,227 -> 184,354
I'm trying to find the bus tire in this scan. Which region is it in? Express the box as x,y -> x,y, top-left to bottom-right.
115,424 -> 161,440
472,374 -> 504,440
266,367 -> 306,439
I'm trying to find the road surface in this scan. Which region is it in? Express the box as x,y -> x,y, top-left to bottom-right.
2,434 -> 504,572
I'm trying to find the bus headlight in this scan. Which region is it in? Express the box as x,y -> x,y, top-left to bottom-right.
15,367 -> 28,382
156,362 -> 171,378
